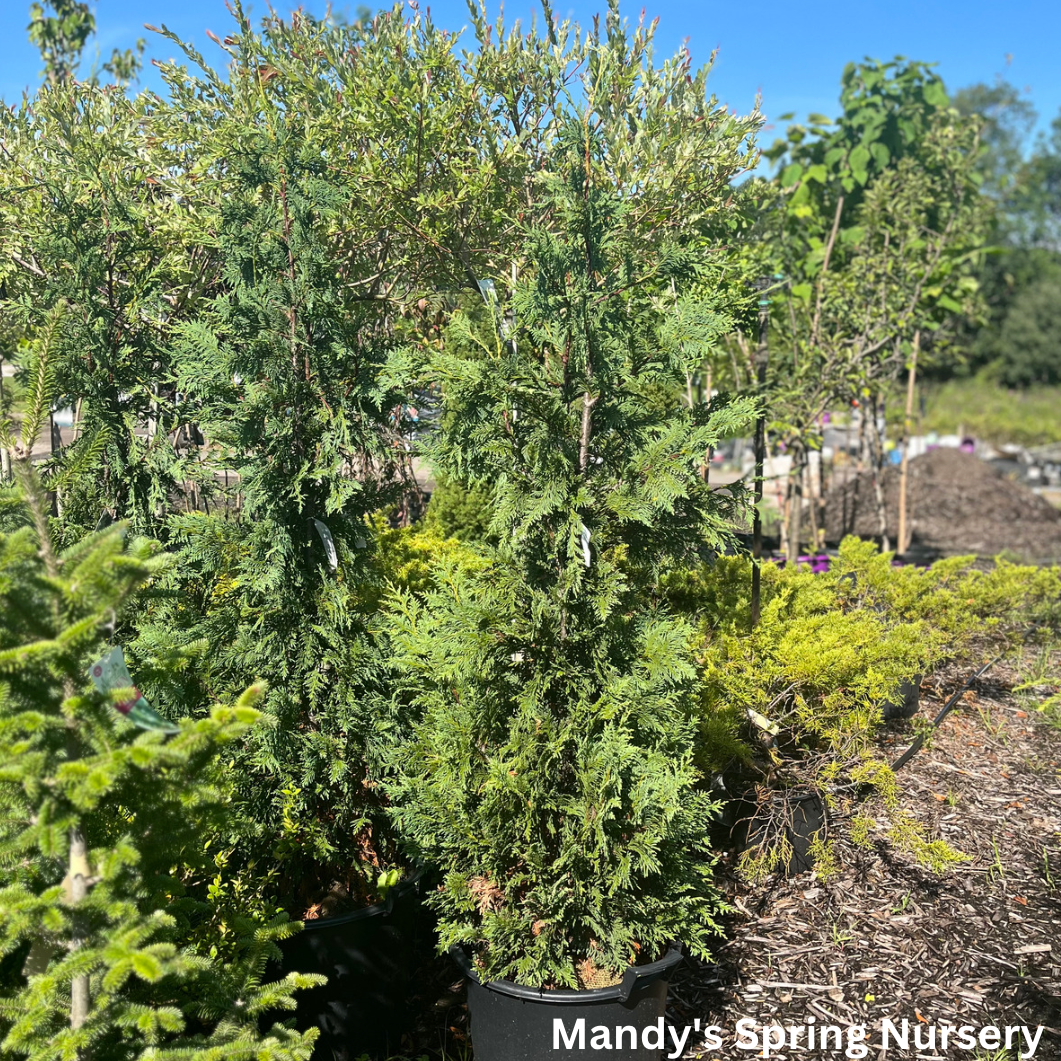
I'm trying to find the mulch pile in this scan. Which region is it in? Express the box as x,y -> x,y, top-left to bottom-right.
399,654 -> 1061,1060
825,448 -> 1061,563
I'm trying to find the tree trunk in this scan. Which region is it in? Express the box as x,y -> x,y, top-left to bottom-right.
701,366 -> 713,482
69,824 -> 89,1031
897,331 -> 919,556
786,443 -> 805,564
847,408 -> 868,538
868,394 -> 890,552
751,322 -> 768,626
806,455 -> 821,552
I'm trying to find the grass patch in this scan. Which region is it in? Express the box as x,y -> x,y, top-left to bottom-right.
919,376 -> 1061,448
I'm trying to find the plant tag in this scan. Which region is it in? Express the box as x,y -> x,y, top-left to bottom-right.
88,647 -> 178,733
580,523 -> 592,567
477,277 -> 497,306
746,707 -> 779,736
312,519 -> 338,570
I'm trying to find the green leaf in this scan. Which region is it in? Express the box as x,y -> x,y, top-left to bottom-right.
923,80 -> 949,109
849,144 -> 871,175
869,142 -> 890,169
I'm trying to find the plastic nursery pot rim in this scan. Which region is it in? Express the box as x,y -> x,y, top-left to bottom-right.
297,867 -> 424,933
449,941 -> 683,1004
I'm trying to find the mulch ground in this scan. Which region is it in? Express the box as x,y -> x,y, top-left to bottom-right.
667,655 -> 1061,1060
824,448 -> 1061,564
397,652 -> 1061,1061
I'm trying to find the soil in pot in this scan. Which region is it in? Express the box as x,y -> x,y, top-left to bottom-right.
272,871 -> 423,1061
451,943 -> 684,1061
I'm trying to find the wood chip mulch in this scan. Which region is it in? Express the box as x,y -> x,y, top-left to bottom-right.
667,656 -> 1061,1059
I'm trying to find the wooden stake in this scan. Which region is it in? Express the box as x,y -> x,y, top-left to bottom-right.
751,304 -> 769,626
897,331 -> 919,557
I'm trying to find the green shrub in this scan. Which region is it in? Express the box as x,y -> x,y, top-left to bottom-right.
667,538 -> 1061,878
0,485 -> 320,1060
422,475 -> 497,547
384,37 -> 760,983
128,516 -> 485,933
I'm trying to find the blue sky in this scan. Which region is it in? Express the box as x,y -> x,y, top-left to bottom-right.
2,0 -> 1059,147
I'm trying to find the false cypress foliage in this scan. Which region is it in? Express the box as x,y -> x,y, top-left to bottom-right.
128,104 -> 415,909
0,482 -> 320,1060
385,113 -> 758,987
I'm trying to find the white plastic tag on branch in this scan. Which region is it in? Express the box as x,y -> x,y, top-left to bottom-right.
746,707 -> 780,737
312,519 -> 338,571
580,523 -> 592,568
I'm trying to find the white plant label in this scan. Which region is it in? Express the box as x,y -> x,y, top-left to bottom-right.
312,519 -> 338,570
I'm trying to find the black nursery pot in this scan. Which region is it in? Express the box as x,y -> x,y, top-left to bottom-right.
780,792 -> 826,875
275,871 -> 423,1061
732,789 -> 826,877
880,674 -> 922,721
451,942 -> 684,1061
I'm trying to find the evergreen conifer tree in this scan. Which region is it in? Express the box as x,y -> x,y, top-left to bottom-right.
384,13 -> 760,987
0,388 -> 321,1058
125,12 -> 428,911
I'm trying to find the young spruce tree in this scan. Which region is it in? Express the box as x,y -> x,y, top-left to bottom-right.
385,13 -> 760,988
0,390 -> 320,1058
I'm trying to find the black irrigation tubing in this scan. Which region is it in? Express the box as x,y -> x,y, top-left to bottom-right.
888,615 -> 1059,775
889,654 -> 1002,774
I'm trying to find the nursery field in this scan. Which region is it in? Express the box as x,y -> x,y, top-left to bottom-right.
1,2 -> 1060,1061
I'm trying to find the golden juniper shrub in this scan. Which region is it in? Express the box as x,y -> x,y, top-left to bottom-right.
666,538 -> 1060,877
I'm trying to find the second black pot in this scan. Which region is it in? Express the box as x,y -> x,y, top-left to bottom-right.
451,942 -> 683,1061
880,674 -> 922,721
275,871 -> 423,1061
735,790 -> 826,876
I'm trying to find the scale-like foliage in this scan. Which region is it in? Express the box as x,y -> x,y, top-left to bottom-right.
0,78 -> 216,541
384,9 -> 760,988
